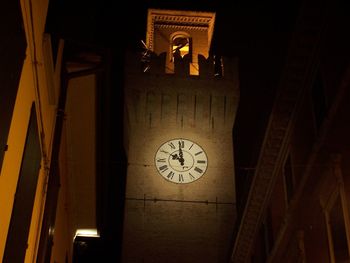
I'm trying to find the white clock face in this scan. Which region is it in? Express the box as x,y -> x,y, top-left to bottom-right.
155,138 -> 208,184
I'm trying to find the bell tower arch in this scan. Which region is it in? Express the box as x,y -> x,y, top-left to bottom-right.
146,9 -> 215,75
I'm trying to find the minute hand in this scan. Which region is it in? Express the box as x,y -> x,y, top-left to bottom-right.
178,141 -> 185,166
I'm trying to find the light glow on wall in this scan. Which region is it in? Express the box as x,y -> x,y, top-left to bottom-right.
74,229 -> 100,239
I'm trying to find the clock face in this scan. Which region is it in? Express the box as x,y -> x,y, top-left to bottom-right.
155,138 -> 208,184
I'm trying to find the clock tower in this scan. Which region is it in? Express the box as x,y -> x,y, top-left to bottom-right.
122,9 -> 239,262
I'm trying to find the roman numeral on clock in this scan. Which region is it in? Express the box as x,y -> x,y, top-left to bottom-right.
179,140 -> 184,148
159,165 -> 168,172
178,174 -> 184,182
167,171 -> 175,179
189,172 -> 195,180
194,167 -> 203,173
168,142 -> 175,149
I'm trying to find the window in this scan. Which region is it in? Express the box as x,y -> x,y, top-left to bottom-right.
171,34 -> 191,60
167,32 -> 199,75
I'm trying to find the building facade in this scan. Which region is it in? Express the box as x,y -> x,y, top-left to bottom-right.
231,0 -> 350,262
1,0 -> 109,262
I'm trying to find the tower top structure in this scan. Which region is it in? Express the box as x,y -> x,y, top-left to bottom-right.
145,9 -> 216,75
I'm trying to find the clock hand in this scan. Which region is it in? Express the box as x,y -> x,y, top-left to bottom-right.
178,141 -> 185,166
170,153 -> 178,160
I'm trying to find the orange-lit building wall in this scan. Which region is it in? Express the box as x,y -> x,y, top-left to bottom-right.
0,0 -> 71,262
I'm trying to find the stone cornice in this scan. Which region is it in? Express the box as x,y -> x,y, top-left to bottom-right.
154,24 -> 208,31
230,0 -> 327,262
153,14 -> 212,26
146,9 -> 215,51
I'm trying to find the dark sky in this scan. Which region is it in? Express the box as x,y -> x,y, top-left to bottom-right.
46,0 -> 301,53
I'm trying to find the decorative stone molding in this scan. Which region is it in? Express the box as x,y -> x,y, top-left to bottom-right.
154,24 -> 208,31
146,9 -> 215,52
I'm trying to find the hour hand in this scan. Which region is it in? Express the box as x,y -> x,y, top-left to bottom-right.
178,141 -> 185,166
170,153 -> 179,160
178,141 -> 183,156
179,157 -> 184,166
